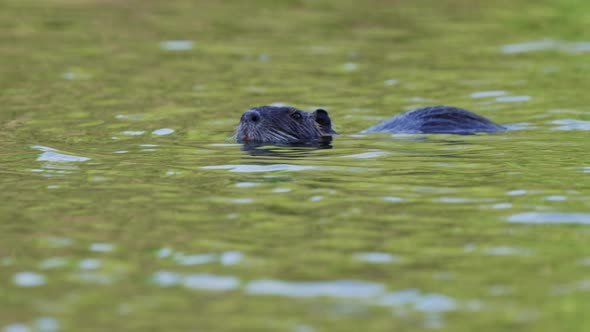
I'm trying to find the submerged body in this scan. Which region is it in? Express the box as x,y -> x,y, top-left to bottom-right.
362,105 -> 505,134
236,105 -> 505,144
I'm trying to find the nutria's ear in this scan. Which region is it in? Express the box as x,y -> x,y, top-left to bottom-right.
313,109 -> 337,134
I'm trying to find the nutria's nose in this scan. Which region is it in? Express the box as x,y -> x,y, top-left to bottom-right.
242,110 -> 260,123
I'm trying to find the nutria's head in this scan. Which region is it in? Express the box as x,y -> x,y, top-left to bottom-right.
236,106 -> 336,144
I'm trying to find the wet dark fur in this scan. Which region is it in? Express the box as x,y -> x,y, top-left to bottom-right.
236,105 -> 504,144
235,106 -> 336,144
362,106 -> 506,134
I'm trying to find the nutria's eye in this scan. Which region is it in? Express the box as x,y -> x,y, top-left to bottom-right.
291,112 -> 303,121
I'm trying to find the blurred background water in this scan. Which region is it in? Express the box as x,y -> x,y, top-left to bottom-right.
1,0 -> 590,331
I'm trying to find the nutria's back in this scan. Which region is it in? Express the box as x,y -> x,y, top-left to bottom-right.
235,105 -> 504,144
363,106 -> 505,134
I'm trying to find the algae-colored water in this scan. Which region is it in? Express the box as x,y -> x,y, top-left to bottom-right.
1,1 -> 590,331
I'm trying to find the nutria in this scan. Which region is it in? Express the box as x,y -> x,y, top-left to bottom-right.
235,105 -> 505,144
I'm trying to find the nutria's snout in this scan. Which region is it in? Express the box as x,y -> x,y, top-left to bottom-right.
236,106 -> 335,144
241,109 -> 261,124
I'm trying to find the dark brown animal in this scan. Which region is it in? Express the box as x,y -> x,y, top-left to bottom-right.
236,105 -> 504,144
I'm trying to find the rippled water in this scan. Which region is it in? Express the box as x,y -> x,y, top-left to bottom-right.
1,0 -> 590,331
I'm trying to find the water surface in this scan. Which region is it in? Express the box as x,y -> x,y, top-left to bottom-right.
1,0 -> 590,331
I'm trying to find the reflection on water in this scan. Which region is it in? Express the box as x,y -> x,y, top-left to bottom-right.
89,243 -> 115,252
353,252 -> 400,264
483,246 -> 532,256
495,95 -> 532,103
32,146 -> 90,163
470,91 -> 507,98
508,212 -> 590,224
2,317 -> 61,332
183,274 -> 240,291
550,119 -> 590,131
157,248 -> 243,266
152,128 -> 175,136
340,151 -> 389,159
245,279 -> 385,298
380,289 -> 457,313
121,131 -> 145,136
13,272 -> 46,287
152,271 -> 240,291
79,258 -> 101,270
501,39 -> 590,54
39,257 -> 68,269
239,141 -> 333,156
201,164 -> 322,172
159,40 -> 194,51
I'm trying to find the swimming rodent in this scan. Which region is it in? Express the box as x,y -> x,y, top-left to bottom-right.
235,105 -> 505,144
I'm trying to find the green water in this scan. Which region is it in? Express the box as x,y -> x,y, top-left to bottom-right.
2,0 -> 590,331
